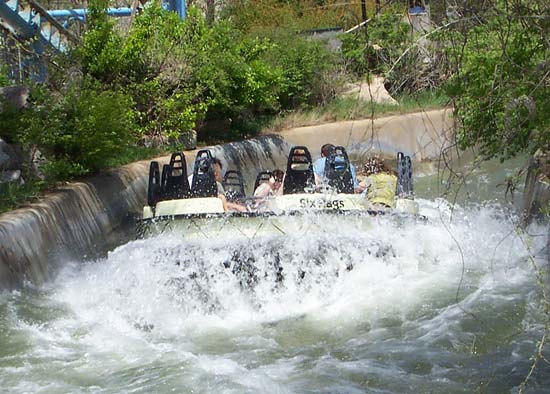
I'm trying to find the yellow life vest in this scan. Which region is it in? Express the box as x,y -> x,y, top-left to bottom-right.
366,173 -> 397,207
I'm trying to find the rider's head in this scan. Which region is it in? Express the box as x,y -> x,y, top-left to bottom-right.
321,143 -> 334,158
362,157 -> 386,176
271,169 -> 284,189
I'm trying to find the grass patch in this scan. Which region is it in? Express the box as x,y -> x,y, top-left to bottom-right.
265,89 -> 449,131
0,181 -> 45,214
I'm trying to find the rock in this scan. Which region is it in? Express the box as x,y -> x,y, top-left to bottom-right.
342,77 -> 399,106
1,86 -> 28,180
28,148 -> 47,180
0,137 -> 22,171
0,86 -> 29,111
0,169 -> 23,183
179,130 -> 197,150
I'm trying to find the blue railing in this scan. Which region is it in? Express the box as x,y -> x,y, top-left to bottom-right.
0,0 -> 186,52
0,0 -> 186,81
0,0 -> 79,52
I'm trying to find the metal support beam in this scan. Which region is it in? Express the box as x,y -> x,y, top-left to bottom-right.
47,1 -> 187,21
167,0 -> 186,19
47,7 -> 134,20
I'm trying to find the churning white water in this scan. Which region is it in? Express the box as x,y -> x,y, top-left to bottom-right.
1,198 -> 549,393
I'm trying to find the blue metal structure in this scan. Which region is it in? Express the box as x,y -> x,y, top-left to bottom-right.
0,0 -> 186,81
166,0 -> 186,19
45,0 -> 186,26
0,0 -> 79,52
45,0 -> 187,27
47,8 -> 134,27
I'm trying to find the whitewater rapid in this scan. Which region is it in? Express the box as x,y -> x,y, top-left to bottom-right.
1,198 -> 548,393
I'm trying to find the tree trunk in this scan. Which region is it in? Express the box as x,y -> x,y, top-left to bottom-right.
522,151 -> 550,226
206,0 -> 215,25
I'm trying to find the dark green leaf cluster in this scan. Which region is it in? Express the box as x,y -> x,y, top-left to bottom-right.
443,0 -> 549,161
1,81 -> 136,180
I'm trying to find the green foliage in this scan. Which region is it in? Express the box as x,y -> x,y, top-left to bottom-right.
341,12 -> 411,77
0,101 -> 21,143
76,5 -> 194,141
444,0 -> 549,160
74,4 -> 339,141
0,64 -> 9,87
75,5 -> 286,142
263,31 -> 337,109
0,181 -> 44,213
77,20 -> 124,81
190,19 -> 282,117
12,82 -> 136,180
76,0 -> 125,82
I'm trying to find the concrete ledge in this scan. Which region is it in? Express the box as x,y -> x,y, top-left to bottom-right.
0,160 -> 150,288
277,108 -> 454,160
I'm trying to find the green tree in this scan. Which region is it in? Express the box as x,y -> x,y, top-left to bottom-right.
341,11 -> 411,78
11,82 -> 136,180
443,0 -> 549,160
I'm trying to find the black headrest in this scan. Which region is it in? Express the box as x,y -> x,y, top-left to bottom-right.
283,146 -> 315,194
147,160 -> 162,206
191,150 -> 218,198
223,169 -> 246,200
163,152 -> 190,199
324,146 -> 353,193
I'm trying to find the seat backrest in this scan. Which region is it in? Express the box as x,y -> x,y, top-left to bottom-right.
147,160 -> 162,206
283,146 -> 315,194
223,170 -> 246,200
324,146 -> 353,193
254,170 -> 273,191
191,150 -> 218,198
163,152 -> 190,200
396,152 -> 413,198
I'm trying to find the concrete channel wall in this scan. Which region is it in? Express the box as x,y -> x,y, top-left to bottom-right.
0,109 -> 453,289
279,108 -> 454,160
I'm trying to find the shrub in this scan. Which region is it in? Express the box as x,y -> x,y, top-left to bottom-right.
443,1 -> 549,160
15,83 -> 136,180
76,5 -> 284,142
262,30 -> 339,109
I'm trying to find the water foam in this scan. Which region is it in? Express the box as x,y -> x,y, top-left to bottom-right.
1,200 -> 548,393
